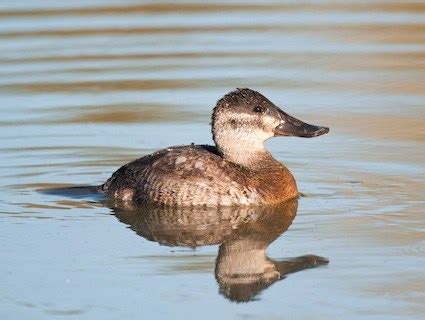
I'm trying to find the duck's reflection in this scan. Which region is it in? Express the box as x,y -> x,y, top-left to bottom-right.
108,199 -> 328,302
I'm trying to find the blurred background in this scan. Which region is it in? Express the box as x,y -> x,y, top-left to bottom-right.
0,1 -> 424,319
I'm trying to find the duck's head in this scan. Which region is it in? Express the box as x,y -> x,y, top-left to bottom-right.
211,88 -> 329,167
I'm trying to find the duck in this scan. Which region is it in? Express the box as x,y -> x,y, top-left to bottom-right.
99,88 -> 329,206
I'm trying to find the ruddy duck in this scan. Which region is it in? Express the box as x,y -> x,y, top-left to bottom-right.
100,88 -> 329,206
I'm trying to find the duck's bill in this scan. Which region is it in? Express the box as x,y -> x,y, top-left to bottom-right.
274,109 -> 329,138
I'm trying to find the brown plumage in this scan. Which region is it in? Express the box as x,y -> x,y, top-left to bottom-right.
100,88 -> 329,206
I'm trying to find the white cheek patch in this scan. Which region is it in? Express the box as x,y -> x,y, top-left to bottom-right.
247,127 -> 273,141
218,111 -> 276,140
222,111 -> 278,130
263,114 -> 280,127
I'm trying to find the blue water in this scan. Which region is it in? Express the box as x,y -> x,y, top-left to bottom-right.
0,1 -> 424,319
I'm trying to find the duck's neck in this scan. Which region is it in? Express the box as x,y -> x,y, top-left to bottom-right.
213,132 -> 275,170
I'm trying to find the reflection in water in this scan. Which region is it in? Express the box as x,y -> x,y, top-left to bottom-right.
109,198 -> 328,302
0,0 -> 423,317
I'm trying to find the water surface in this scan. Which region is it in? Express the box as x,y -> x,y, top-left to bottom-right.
0,1 -> 424,319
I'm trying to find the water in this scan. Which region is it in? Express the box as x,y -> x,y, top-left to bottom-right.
0,1 -> 424,319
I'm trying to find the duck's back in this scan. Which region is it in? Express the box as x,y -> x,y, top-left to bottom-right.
100,145 -> 264,206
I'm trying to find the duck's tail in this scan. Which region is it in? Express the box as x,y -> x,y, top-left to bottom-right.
40,185 -> 102,198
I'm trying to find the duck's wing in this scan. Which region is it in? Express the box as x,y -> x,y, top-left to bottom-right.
101,145 -> 256,206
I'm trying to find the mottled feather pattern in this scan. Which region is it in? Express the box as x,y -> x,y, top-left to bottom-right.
101,144 -> 298,206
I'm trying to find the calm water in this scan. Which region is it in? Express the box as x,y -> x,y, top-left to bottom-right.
0,1 -> 424,319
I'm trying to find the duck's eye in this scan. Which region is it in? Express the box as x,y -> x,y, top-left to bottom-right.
253,106 -> 265,113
